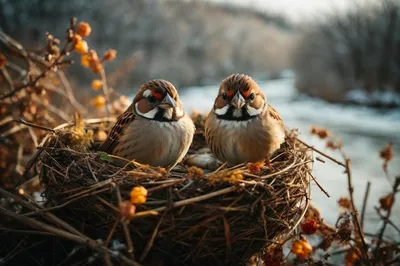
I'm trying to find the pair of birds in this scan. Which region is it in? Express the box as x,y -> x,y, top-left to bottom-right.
99,74 -> 285,169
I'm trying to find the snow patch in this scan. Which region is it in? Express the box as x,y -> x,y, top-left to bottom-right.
346,88 -> 400,107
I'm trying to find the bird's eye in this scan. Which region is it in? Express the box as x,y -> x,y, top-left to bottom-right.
222,93 -> 228,100
249,93 -> 255,100
148,95 -> 155,103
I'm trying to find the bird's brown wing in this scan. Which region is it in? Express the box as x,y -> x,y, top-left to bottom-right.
98,110 -> 135,154
267,104 -> 284,127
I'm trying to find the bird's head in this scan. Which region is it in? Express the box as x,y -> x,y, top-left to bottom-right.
213,74 -> 266,121
133,79 -> 184,121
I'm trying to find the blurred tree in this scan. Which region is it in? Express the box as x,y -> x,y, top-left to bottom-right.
0,0 -> 294,91
293,0 -> 400,106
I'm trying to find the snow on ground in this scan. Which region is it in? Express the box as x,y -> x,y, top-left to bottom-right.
346,88 -> 400,107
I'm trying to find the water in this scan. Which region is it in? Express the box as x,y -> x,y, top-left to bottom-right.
179,78 -> 400,239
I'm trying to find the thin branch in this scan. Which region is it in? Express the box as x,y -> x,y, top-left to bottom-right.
309,172 -> 330,197
0,61 -> 52,100
0,227 -> 54,237
23,187 -> 110,216
0,31 -> 28,57
13,118 -> 56,132
114,184 -> 135,258
27,127 -> 39,147
148,186 -> 238,213
295,137 -> 346,167
0,187 -> 84,237
0,116 -> 13,127
32,98 -> 71,121
374,176 -> 400,265
0,28 -> 71,101
105,218 -> 120,248
100,67 -> 112,117
360,181 -> 371,229
1,67 -> 14,91
345,158 -> 370,264
1,124 -> 26,137
0,207 -> 141,266
374,207 -> 400,235
57,71 -> 87,114
139,212 -> 166,261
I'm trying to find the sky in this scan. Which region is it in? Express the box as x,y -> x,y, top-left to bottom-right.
212,0 -> 377,22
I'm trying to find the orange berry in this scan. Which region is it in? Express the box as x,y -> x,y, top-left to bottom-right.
76,22 -> 92,37
72,34 -> 82,45
91,95 -> 106,110
291,239 -> 312,260
130,186 -> 148,205
81,54 -> 91,68
74,40 -> 88,54
81,51 -> 101,72
92,61 -> 104,73
103,49 -> 117,61
119,201 -> 136,220
91,79 -> 103,91
301,218 -> 319,235
0,53 -> 7,68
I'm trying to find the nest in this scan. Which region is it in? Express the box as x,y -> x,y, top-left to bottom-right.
35,116 -> 312,266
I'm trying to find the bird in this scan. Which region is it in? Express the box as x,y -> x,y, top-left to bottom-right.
204,73 -> 285,166
99,79 -> 195,169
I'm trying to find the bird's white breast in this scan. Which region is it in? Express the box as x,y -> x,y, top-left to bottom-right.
114,115 -> 194,167
205,111 -> 285,165
217,119 -> 251,129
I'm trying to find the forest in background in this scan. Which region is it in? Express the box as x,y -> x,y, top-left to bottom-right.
0,0 -> 294,90
294,0 -> 400,106
1,0 -> 399,106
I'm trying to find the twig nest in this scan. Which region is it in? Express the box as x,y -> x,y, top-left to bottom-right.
37,118 -> 311,266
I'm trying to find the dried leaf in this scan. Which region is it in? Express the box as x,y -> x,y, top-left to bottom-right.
379,194 -> 395,211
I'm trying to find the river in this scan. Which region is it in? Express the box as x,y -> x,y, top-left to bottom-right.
179,77 -> 400,239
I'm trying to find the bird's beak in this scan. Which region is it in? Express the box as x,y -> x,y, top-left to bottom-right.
159,93 -> 176,109
231,91 -> 246,109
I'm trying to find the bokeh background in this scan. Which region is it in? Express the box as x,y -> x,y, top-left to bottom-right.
1,0 -> 399,238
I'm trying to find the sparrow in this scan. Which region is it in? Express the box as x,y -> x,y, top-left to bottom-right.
204,74 -> 285,166
99,79 -> 195,169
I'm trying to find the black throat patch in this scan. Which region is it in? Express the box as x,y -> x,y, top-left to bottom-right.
153,108 -> 179,122
216,106 -> 255,121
